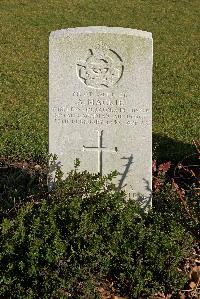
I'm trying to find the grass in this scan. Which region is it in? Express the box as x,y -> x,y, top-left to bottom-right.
0,0 -> 199,162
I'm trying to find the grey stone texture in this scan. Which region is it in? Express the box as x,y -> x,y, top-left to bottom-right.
49,26 -> 153,207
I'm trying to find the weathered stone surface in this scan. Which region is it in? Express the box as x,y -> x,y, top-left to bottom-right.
49,26 -> 153,208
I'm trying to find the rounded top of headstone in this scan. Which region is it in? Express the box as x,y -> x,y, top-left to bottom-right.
49,26 -> 152,39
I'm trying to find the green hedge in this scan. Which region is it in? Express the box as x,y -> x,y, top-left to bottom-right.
0,165 -> 196,298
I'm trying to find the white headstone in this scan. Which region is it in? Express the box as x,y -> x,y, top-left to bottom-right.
49,26 -> 153,207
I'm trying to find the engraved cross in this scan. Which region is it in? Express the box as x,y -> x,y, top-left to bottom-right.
82,130 -> 118,174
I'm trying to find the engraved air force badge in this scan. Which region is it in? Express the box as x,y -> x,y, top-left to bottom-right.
77,48 -> 123,89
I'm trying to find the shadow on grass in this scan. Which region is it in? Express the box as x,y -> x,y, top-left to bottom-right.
0,162 -> 47,220
153,133 -> 196,163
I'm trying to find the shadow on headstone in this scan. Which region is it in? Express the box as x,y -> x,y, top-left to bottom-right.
117,154 -> 134,190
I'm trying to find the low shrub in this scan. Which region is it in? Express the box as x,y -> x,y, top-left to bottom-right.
0,163 -> 195,298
